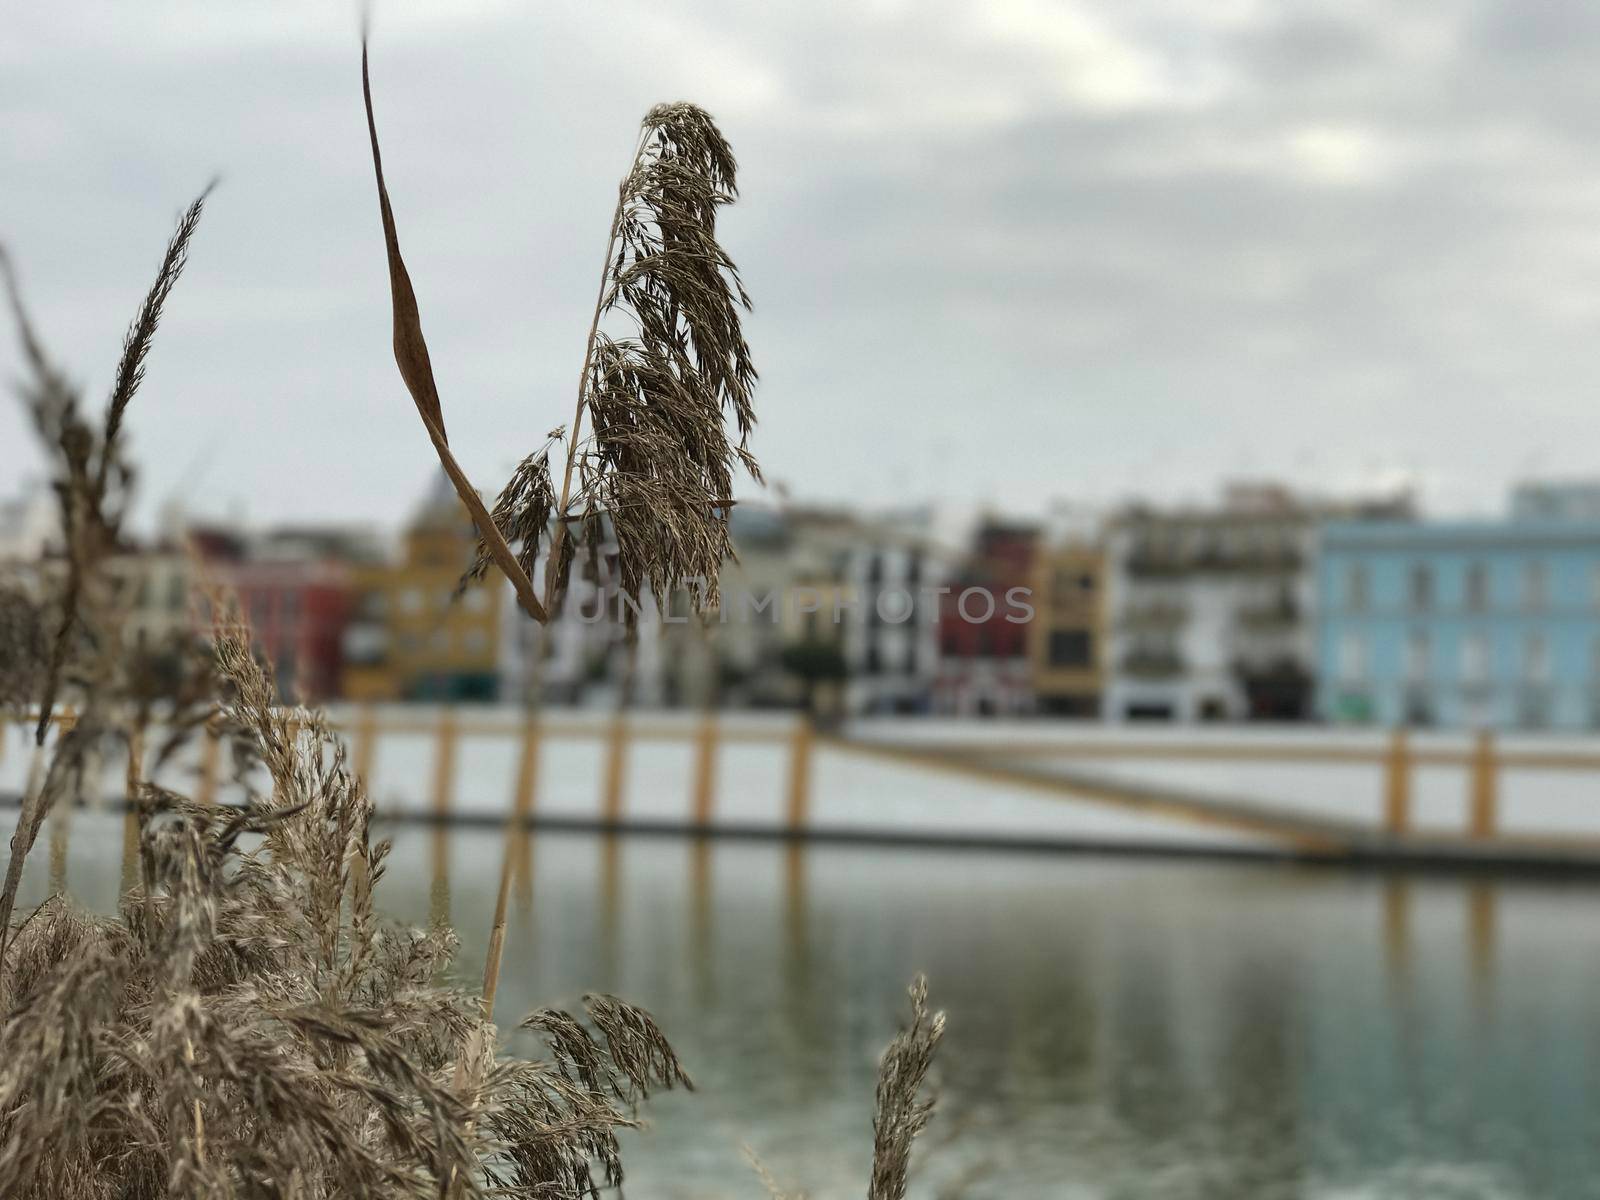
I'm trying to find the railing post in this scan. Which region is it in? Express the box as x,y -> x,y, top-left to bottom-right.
196,717 -> 220,805
511,713 -> 542,825
352,702 -> 378,792
431,707 -> 457,819
785,715 -> 814,833
120,725 -> 145,895
1382,727 -> 1410,836
1468,729 -> 1497,839
690,714 -> 719,828
600,713 -> 628,825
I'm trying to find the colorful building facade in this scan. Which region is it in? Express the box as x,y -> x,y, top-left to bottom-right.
1317,517 -> 1600,730
1027,537 -> 1105,717
341,476 -> 504,702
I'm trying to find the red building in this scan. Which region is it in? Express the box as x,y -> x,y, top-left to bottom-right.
935,520 -> 1039,715
209,528 -> 382,703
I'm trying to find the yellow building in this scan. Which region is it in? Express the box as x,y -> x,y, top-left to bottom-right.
341,475 -> 504,702
1027,539 -> 1105,717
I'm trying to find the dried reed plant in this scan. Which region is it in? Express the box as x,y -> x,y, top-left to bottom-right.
360,35 -> 761,1032
2,198 -> 696,1198
869,975 -> 946,1200
360,39 -> 758,626
0,190 -> 211,953
0,48 -> 953,1199
0,613 -> 693,1198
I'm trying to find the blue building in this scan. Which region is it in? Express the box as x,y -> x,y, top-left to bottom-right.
1316,517 -> 1600,730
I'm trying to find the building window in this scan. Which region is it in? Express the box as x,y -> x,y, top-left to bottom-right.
1404,629 -> 1430,683
1048,630 -> 1092,668
1338,631 -> 1368,683
463,630 -> 488,656
166,573 -> 187,613
1462,632 -> 1489,684
462,587 -> 488,613
1523,561 -> 1548,611
1523,631 -> 1550,682
1345,564 -> 1369,613
401,588 -> 424,614
1464,563 -> 1488,613
1408,564 -> 1433,612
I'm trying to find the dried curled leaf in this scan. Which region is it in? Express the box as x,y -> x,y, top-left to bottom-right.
361,39 -> 549,624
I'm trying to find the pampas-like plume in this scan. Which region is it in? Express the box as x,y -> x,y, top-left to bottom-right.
868,975 -> 946,1200
0,192 -> 210,953
551,99 -> 759,615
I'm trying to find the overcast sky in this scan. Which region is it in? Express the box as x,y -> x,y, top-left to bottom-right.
5,0 -> 1600,532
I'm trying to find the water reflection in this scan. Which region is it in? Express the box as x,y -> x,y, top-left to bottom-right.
14,815 -> 1600,1199
1469,880 -> 1498,1015
428,823 -> 450,929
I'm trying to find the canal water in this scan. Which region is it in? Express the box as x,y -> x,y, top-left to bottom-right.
20,811 -> 1600,1199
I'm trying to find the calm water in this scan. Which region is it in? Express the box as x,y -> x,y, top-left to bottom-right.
22,812 -> 1600,1199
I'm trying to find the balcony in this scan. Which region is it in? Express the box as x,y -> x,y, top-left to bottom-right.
1236,596 -> 1300,631
1119,648 -> 1186,679
1119,601 -> 1189,631
1125,545 -> 1302,578
1125,551 -> 1189,579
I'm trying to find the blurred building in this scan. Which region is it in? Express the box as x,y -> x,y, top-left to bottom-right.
1106,483 -> 1409,722
836,507 -> 948,715
934,519 -> 1038,716
1028,519 -> 1105,718
498,538 -> 666,709
1319,483 -> 1600,729
0,481 -> 59,569
659,503 -> 951,715
1510,480 -> 1600,522
342,474 -> 503,702
222,528 -> 382,702
669,503 -> 833,710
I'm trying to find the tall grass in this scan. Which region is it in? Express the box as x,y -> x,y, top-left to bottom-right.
0,36 -> 947,1198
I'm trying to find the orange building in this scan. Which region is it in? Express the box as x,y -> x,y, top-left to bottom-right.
341,475 -> 504,702
1027,537 -> 1106,717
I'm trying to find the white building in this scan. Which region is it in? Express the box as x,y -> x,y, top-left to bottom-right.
0,482 -> 59,584
497,543 -> 666,709
1104,483 -> 1409,723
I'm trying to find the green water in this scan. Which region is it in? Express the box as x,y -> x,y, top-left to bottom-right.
22,814 -> 1600,1198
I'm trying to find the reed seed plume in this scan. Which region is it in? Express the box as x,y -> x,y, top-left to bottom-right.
548,98 -> 760,616
0,192 -> 211,951
868,975 -> 946,1200
100,182 -> 214,497
462,438 -> 559,592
